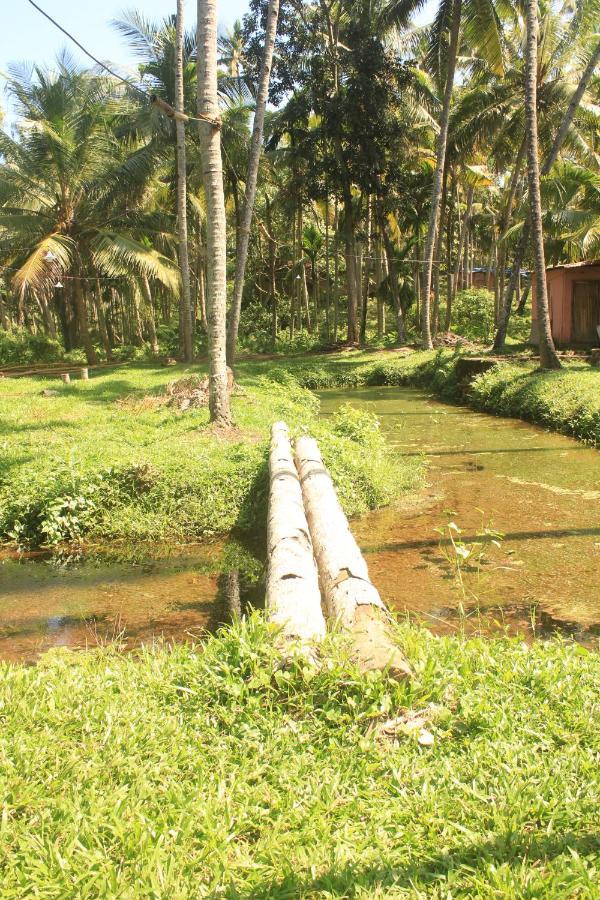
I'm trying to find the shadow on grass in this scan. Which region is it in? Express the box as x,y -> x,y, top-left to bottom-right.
230,830 -> 600,898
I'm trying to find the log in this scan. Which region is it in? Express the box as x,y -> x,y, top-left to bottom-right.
60,373 -> 70,384
80,367 -> 89,380
295,435 -> 411,678
265,422 -> 326,649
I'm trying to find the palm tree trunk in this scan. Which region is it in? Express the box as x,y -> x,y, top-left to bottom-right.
197,0 -> 232,425
378,201 -> 405,345
226,0 -> 279,364
493,39 -> 600,352
452,182 -> 474,302
525,0 -> 560,369
420,0 -> 462,349
72,277 -> 98,365
324,192 -> 331,341
333,198 -> 339,343
141,277 -> 159,354
360,197 -> 372,345
176,0 -> 193,363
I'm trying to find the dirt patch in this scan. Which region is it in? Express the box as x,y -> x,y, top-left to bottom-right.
432,331 -> 479,350
118,368 -> 240,413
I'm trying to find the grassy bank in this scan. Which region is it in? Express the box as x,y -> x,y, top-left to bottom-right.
0,616 -> 598,896
0,364 -> 420,548
266,349 -> 600,445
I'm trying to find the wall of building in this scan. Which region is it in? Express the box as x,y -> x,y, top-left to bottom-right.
531,265 -> 600,346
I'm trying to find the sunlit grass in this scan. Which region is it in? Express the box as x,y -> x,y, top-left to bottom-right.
0,362 -> 420,547
0,615 -> 598,896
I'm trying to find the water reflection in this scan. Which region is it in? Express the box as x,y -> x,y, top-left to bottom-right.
0,540 -> 264,663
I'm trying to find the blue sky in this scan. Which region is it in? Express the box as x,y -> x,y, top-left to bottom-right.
1,0 -> 434,125
1,0 -> 249,123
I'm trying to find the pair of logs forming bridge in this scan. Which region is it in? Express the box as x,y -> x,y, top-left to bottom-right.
265,422 -> 411,678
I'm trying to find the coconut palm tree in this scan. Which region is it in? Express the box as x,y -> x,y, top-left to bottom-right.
0,56 -> 178,363
197,0 -> 232,426
227,0 -> 280,365
386,0 -> 508,347
175,0 -> 193,362
112,10 -> 198,360
524,0 -> 560,369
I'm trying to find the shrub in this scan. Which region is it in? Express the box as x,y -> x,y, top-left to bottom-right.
452,289 -> 495,341
0,328 -> 64,366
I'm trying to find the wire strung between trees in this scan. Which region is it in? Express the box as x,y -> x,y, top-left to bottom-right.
0,264 -> 133,281
24,0 -> 221,127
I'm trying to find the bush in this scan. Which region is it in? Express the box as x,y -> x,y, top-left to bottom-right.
0,328 -> 64,366
452,289 -> 496,341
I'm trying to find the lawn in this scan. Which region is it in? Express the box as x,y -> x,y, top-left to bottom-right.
0,361 -> 421,547
0,616 -> 598,897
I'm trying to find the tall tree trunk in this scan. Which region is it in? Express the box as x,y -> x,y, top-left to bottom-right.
493,38 -> 600,351
444,171 -> 457,332
432,166 -> 448,336
324,192 -> 331,341
378,203 -> 405,345
333,198 -> 339,343
264,196 -> 278,347
141,277 -> 159,354
226,0 -> 280,364
525,0 -> 560,369
420,0 -> 462,348
360,197 -> 372,345
297,206 -> 312,333
452,183 -> 474,301
197,0 -> 232,424
131,283 -> 145,346
72,277 -> 98,365
176,0 -> 194,363
93,280 -> 112,359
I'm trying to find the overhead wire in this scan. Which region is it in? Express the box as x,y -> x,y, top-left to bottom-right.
24,0 -> 220,127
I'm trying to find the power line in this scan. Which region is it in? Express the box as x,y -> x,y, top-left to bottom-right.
24,0 -> 220,127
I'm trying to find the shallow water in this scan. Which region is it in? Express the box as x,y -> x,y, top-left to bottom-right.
320,387 -> 600,645
0,543 -> 256,664
1,387 -> 599,662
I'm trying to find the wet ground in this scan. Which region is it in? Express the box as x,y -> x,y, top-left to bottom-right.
319,388 -> 600,646
1,387 -> 599,662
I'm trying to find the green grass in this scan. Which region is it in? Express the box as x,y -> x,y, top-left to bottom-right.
2,348 -> 598,548
0,362 -> 420,548
0,616 -> 598,897
251,348 -> 600,445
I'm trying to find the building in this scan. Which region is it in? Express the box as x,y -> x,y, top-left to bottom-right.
471,268 -> 494,290
530,260 -> 600,347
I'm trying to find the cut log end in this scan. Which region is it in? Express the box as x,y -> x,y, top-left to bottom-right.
349,606 -> 412,680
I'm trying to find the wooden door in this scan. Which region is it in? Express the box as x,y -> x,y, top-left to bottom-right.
572,280 -> 600,343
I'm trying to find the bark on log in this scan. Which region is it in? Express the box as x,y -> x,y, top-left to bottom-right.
295,435 -> 411,678
265,422 -> 326,649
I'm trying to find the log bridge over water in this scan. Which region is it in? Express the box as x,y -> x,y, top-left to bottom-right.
266,422 -> 411,678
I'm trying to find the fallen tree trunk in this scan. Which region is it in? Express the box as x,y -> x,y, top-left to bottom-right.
294,436 -> 411,678
265,422 -> 326,649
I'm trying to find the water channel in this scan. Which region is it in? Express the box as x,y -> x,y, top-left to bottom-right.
1,387 -> 599,662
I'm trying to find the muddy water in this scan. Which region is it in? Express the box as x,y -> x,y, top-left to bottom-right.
1,388 -> 599,662
320,388 -> 600,645
0,544 -> 257,664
